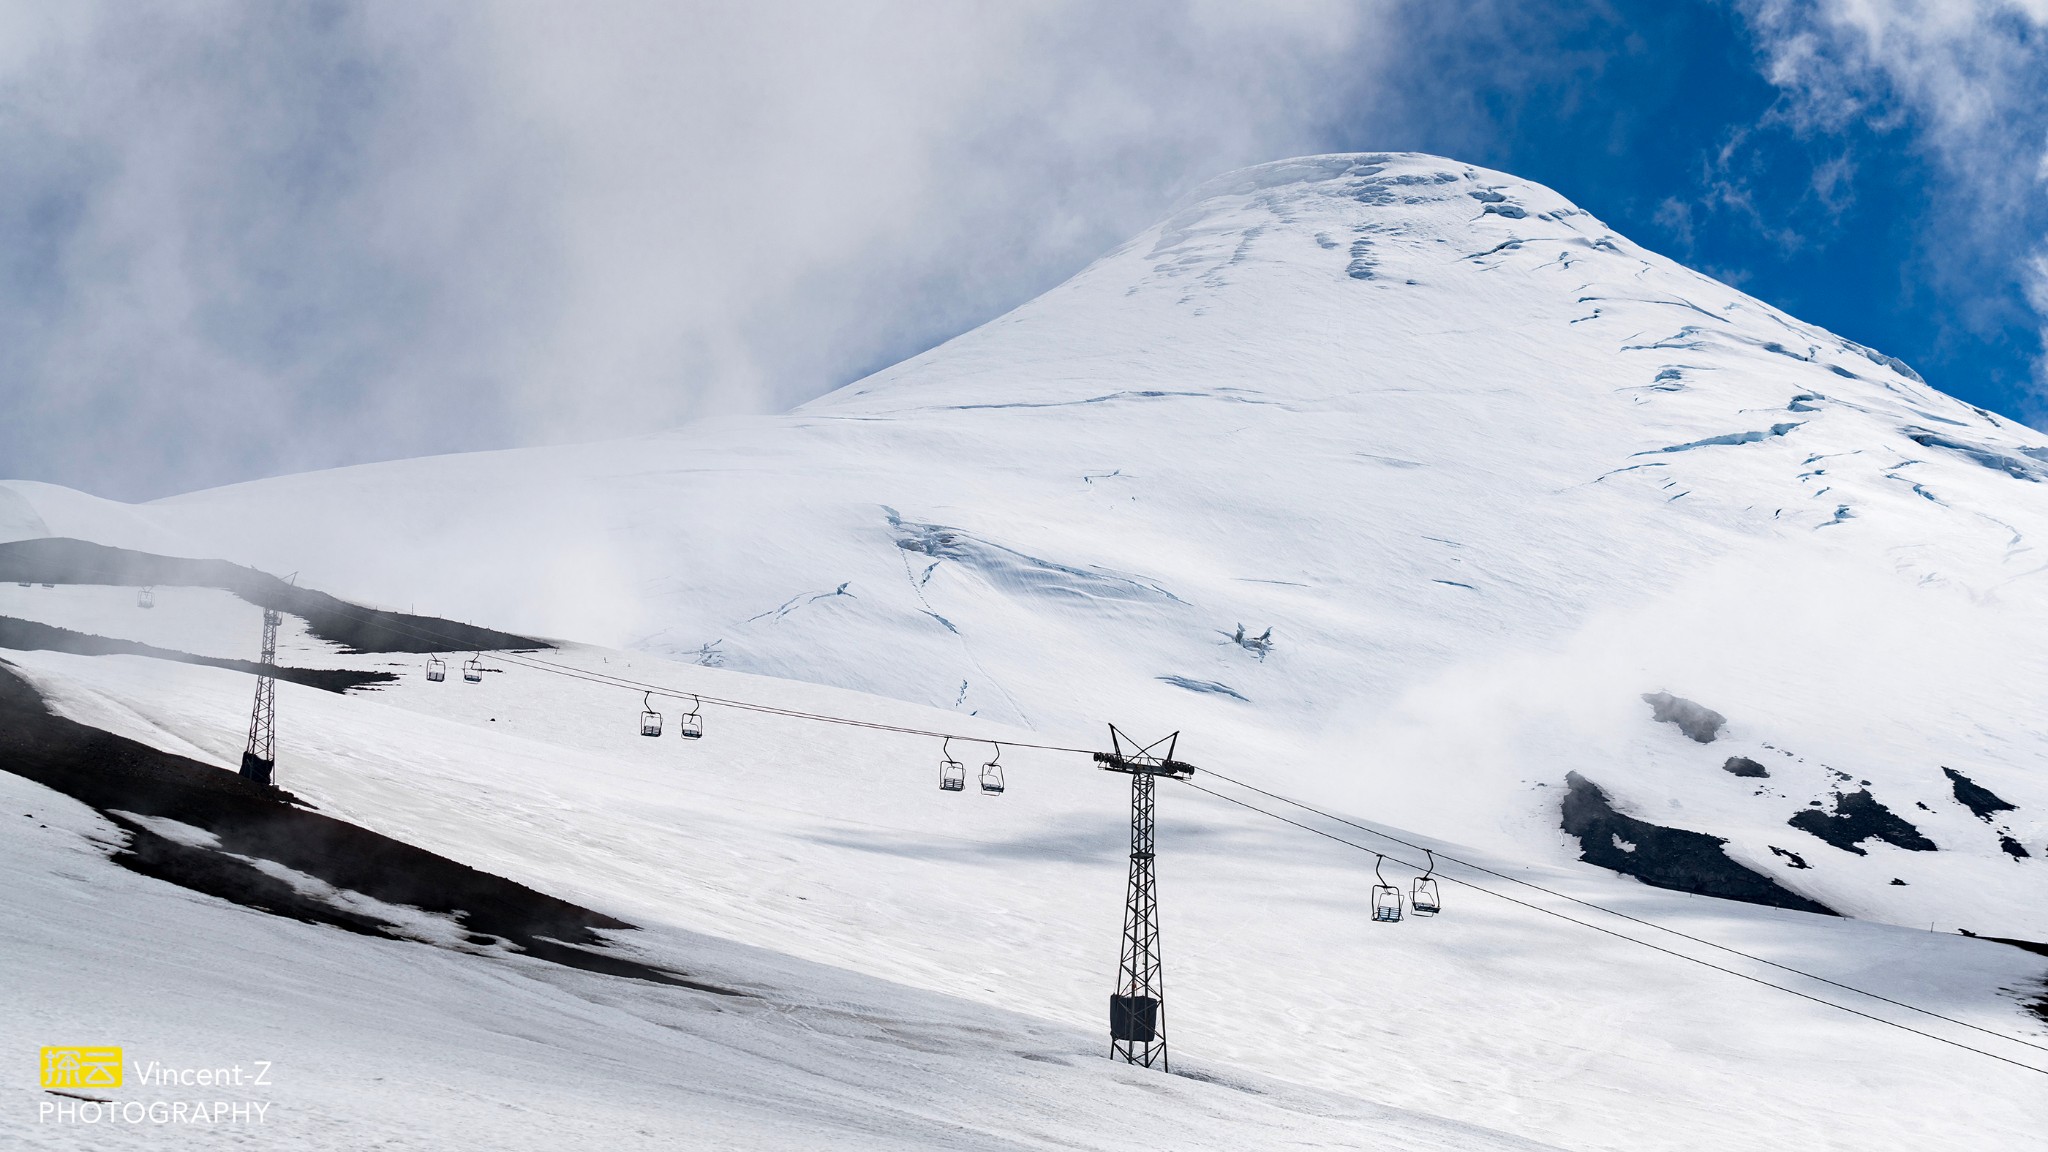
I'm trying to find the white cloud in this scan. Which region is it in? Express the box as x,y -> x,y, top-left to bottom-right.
0,1 -> 1384,498
1740,0 -> 2048,391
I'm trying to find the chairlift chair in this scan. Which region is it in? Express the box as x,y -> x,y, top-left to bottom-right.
462,655 -> 484,683
137,587 -> 155,609
979,743 -> 1005,795
939,739 -> 966,792
639,692 -> 664,737
1411,850 -> 1442,916
679,695 -> 704,740
1371,856 -> 1404,923
425,656 -> 447,682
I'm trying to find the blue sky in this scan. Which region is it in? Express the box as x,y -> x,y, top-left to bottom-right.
1350,0 -> 2048,428
0,1 -> 2043,499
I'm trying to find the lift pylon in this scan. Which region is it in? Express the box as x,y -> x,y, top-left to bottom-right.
1094,725 -> 1197,1070
240,607 -> 282,787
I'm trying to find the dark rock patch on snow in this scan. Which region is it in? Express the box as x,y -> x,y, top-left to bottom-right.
2000,836 -> 2030,860
0,538 -> 546,654
0,615 -> 392,693
1768,845 -> 1810,869
1723,756 -> 1769,778
1943,767 -> 2017,822
1955,932 -> 2048,1023
1787,790 -> 1937,855
1642,692 -> 1726,743
1560,772 -> 1834,914
0,662 -> 731,993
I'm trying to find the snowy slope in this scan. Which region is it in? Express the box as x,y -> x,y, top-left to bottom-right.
8,152 -> 2042,937
6,152 -> 2048,1147
4,643 -> 2043,1151
0,707 -> 1553,1152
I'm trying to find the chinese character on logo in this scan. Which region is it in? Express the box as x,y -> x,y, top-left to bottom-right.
39,1047 -> 122,1090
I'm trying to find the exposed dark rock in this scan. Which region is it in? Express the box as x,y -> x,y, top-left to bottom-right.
1767,845 -> 1810,869
1641,692 -> 1725,743
0,538 -> 545,654
0,615 -> 392,693
1943,767 -> 2017,822
1958,928 -> 2048,957
1788,790 -> 1937,855
2000,836 -> 2030,860
0,661 -> 732,993
1957,931 -> 2048,1020
1560,772 -> 1834,915
1723,756 -> 1769,778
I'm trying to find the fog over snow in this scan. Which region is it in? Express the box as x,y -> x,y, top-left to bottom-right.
4,6 -> 2048,1150
4,152 -> 2046,1149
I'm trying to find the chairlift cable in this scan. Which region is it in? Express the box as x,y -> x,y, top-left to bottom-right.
273,591 -> 2048,1068
271,593 -> 1092,751
1179,779 -> 2048,1077
1189,766 -> 2048,1059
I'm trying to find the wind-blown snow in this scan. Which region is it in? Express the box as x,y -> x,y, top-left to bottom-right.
5,152 -> 2047,1147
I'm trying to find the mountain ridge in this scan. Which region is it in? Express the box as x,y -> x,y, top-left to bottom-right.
3,151 -> 2043,939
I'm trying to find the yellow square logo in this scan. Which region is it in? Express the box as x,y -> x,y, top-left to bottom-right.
40,1047 -> 122,1090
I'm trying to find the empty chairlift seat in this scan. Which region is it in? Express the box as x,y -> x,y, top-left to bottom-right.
137,587 -> 155,609
679,696 -> 704,740
425,656 -> 447,682
979,744 -> 1005,794
1372,856 -> 1404,923
939,739 -> 966,792
463,656 -> 484,683
1373,885 -> 1404,923
639,693 -> 664,737
1411,851 -> 1442,916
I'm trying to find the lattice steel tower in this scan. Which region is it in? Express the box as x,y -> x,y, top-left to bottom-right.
240,607 -> 281,787
1094,725 -> 1197,1070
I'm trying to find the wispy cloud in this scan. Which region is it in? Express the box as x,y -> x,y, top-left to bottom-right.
1738,0 -> 2048,396
0,1 -> 1380,499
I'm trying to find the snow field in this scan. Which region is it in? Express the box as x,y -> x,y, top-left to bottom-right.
5,642 -> 2042,1150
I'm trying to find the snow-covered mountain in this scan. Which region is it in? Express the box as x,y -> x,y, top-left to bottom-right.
5,153 -> 2046,1149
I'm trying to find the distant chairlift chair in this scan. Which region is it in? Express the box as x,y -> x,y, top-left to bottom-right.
939,739 -> 966,792
1371,856 -> 1404,923
1411,850 -> 1442,916
639,692 -> 664,738
463,654 -> 484,683
979,743 -> 1005,795
679,695 -> 704,740
137,587 -> 155,609
425,655 -> 447,682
